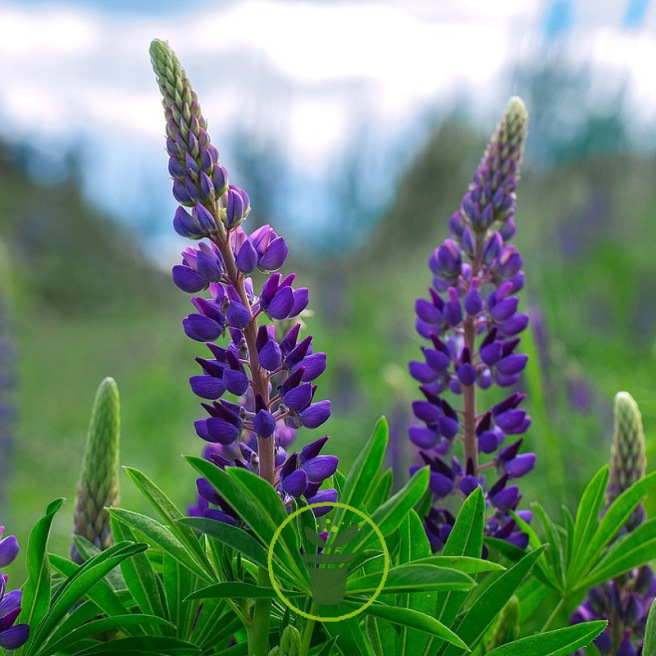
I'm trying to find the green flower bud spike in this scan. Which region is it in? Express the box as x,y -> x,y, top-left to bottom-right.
70,377 -> 121,564
607,391 -> 647,532
488,595 -> 520,650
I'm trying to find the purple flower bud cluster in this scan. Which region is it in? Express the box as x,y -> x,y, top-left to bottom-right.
0,526 -> 29,650
571,567 -> 656,655
407,98 -> 535,552
151,40 -> 337,524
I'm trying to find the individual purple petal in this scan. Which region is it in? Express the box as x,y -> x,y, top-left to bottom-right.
235,240 -> 258,274
0,624 -> 29,650
172,265 -> 207,293
409,426 -> 438,449
297,353 -> 327,381
459,475 -> 480,496
412,401 -> 441,425
289,288 -> 309,317
409,361 -> 438,383
227,301 -> 251,330
306,488 -> 338,516
223,369 -> 249,396
195,251 -> 223,282
416,299 -> 442,324
0,536 -> 19,568
495,409 -> 526,432
189,375 -> 226,400
267,286 -> 295,320
196,477 -> 221,505
259,340 -> 282,371
430,472 -> 454,498
203,509 -> 239,526
282,469 -> 309,498
456,362 -> 477,386
283,383 -> 313,412
258,236 -> 289,271
300,436 -> 329,462
253,410 -> 276,438
298,401 -> 331,429
302,455 -> 339,482
438,414 -> 459,440
505,453 -> 536,478
478,430 -> 501,454
197,417 -> 241,444
496,354 -> 528,376
225,185 -> 251,228
499,314 -> 529,336
183,314 -> 223,342
490,296 -> 519,321
480,341 -> 503,366
491,485 -> 519,509
423,347 -> 450,372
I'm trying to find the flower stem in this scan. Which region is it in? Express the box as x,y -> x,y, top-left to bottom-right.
248,567 -> 273,656
300,603 -> 319,656
541,597 -> 565,632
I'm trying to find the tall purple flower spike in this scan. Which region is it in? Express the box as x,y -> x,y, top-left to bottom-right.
0,526 -> 29,650
150,40 -> 336,522
408,97 -> 535,552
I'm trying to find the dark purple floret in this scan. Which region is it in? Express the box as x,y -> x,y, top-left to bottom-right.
0,528 -> 28,650
408,98 -> 534,552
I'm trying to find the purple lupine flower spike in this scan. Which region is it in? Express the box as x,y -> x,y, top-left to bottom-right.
408,97 -> 534,552
151,40 -> 336,522
0,527 -> 29,650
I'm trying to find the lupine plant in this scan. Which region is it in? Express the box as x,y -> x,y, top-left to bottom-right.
8,38 -> 656,656
408,98 -> 535,552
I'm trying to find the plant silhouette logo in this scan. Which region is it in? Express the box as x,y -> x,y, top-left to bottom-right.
267,501 -> 390,622
303,522 -> 359,605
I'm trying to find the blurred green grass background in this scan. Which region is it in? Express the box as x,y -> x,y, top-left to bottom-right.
2,109 -> 656,584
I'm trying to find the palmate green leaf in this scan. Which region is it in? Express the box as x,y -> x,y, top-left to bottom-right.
566,466 -> 609,582
644,598 -> 656,656
49,555 -> 134,628
111,517 -> 169,631
577,517 -> 656,590
17,497 -> 64,656
347,467 -> 429,555
397,511 -> 435,656
72,635 -> 201,655
321,609 -> 373,656
185,581 -> 304,600
109,508 -> 211,582
364,469 -> 393,514
485,620 -> 607,656
440,547 -> 546,656
29,541 -> 149,655
311,636 -> 339,656
124,467 -> 214,577
433,487 -> 485,637
580,471 -> 656,568
507,509 -> 559,590
342,601 -> 468,651
345,564 -> 473,595
179,517 -> 269,569
186,456 -> 308,589
38,614 -> 171,656
333,417 -> 388,531
72,535 -> 126,590
532,503 -> 565,588
163,553 -> 198,639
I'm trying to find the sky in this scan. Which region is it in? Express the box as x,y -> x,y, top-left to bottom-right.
0,0 -> 654,259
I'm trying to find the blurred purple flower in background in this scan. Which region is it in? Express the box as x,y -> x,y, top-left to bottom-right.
407,97 -> 535,551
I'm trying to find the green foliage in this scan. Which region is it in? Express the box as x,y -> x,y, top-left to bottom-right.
486,466 -> 656,628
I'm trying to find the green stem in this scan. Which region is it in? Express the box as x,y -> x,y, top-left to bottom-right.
248,567 -> 273,656
300,603 -> 319,656
541,597 -> 565,632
